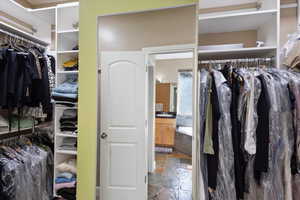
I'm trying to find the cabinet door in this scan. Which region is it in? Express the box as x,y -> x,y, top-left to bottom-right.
155,123 -> 164,145
162,125 -> 175,146
156,83 -> 171,112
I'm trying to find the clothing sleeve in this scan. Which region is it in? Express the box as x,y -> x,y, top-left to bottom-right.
254,75 -> 271,184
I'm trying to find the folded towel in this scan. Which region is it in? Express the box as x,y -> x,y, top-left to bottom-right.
61,127 -> 77,132
56,158 -> 77,174
55,177 -> 76,184
61,137 -> 77,144
60,109 -> 77,120
60,121 -> 77,127
52,96 -> 78,103
52,92 -> 77,99
60,118 -> 77,124
53,82 -> 78,94
59,146 -> 77,151
57,172 -> 75,179
55,181 -> 76,191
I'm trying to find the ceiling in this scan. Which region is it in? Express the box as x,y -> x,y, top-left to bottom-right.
13,0 -> 78,9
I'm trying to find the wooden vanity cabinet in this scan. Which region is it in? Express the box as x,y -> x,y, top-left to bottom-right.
155,118 -> 176,147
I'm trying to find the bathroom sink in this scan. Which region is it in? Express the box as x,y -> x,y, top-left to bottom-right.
156,114 -> 174,118
156,112 -> 176,118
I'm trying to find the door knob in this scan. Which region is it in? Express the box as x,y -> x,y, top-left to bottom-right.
101,132 -> 108,139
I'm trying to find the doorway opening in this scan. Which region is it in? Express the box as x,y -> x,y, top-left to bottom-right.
97,5 -> 197,200
146,51 -> 194,200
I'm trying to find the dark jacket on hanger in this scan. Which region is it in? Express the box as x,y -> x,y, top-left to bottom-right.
254,74 -> 271,184
0,46 -> 53,121
0,49 -> 8,107
206,73 -> 220,190
231,74 -> 246,199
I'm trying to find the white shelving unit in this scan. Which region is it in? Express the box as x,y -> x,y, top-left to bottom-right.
54,2 -> 79,197
198,0 -> 280,67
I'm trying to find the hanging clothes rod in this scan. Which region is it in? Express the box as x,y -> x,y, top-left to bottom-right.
0,21 -> 49,47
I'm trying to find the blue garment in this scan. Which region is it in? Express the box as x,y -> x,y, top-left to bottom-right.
57,172 -> 75,179
53,81 -> 78,94
52,92 -> 77,99
55,177 -> 76,184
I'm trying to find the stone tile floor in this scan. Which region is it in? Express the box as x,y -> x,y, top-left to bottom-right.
148,152 -> 192,200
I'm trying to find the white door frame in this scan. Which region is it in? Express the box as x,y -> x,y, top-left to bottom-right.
142,43 -> 198,200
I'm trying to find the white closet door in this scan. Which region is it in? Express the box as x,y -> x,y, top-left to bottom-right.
100,51 -> 147,200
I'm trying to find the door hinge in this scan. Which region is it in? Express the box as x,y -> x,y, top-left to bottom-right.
98,68 -> 101,74
145,175 -> 147,184
145,119 -> 147,127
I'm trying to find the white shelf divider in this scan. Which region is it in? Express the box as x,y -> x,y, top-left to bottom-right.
57,29 -> 79,34
56,133 -> 78,138
54,3 -> 79,197
56,150 -> 78,155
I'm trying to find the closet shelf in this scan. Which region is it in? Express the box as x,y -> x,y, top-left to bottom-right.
56,149 -> 77,155
57,70 -> 79,74
280,3 -> 298,9
57,50 -> 79,54
57,29 -> 79,34
198,46 -> 277,60
56,133 -> 77,138
198,9 -> 277,34
199,9 -> 277,21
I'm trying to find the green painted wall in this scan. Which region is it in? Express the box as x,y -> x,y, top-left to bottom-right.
78,0 -> 196,199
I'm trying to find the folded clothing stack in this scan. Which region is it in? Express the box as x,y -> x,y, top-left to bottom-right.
52,75 -> 78,103
59,137 -> 77,151
63,58 -> 78,71
0,113 -> 38,132
60,109 -> 77,135
55,158 -> 77,200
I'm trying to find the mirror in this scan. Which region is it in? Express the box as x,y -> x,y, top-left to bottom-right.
154,56 -> 194,114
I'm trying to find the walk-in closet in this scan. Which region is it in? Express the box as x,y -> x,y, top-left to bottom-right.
2,0 -> 300,199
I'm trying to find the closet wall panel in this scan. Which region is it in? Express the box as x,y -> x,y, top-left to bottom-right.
281,0 -> 297,4
198,30 -> 257,48
155,58 -> 193,83
98,6 -> 196,51
280,7 -> 297,47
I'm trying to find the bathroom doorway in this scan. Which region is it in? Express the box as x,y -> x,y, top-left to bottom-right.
145,49 -> 195,200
